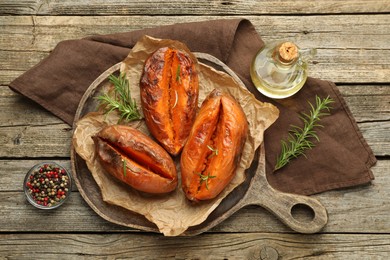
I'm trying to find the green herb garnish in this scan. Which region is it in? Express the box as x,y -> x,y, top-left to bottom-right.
197,172 -> 216,190
274,95 -> 334,172
207,145 -> 219,159
122,159 -> 127,177
176,64 -> 181,83
97,73 -> 143,122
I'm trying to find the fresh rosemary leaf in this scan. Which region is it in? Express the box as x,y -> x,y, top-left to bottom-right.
96,73 -> 143,122
197,172 -> 216,190
207,145 -> 219,159
274,95 -> 334,172
176,64 -> 181,83
122,159 -> 127,177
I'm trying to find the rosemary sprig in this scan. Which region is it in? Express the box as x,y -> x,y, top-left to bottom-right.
97,73 -> 143,122
122,159 -> 127,177
176,64 -> 181,83
274,95 -> 334,172
197,172 -> 216,190
207,145 -> 219,159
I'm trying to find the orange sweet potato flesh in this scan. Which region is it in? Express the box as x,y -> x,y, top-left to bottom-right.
93,125 -> 178,194
140,47 -> 199,156
180,89 -> 249,201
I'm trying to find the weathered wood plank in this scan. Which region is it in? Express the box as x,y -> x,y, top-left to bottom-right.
338,85 -> 390,122
1,15 -> 388,51
359,122 -> 390,156
0,0 -> 389,15
0,160 -> 388,233
0,233 -> 389,259
339,85 -> 390,96
0,124 -> 72,158
1,15 -> 389,84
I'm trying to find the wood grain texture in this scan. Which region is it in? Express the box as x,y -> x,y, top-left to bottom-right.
339,85 -> 390,122
1,0 -> 389,15
0,15 -> 389,84
0,122 -> 72,157
1,15 -> 388,51
0,160 -> 388,234
0,233 -> 389,259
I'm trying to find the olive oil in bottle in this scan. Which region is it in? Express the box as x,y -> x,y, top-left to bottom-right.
250,41 -> 316,99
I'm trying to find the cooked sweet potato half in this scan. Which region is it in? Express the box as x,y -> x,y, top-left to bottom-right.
140,47 -> 199,156
180,89 -> 248,201
93,125 -> 178,194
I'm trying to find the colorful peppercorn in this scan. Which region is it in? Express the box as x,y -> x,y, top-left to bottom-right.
25,163 -> 71,208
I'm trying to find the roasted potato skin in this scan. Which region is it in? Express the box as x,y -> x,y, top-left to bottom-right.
181,89 -> 249,201
140,47 -> 199,156
93,125 -> 178,194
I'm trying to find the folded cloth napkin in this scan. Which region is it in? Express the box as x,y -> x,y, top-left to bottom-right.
9,19 -> 376,195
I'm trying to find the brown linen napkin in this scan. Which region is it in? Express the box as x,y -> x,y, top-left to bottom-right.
9,19 -> 376,195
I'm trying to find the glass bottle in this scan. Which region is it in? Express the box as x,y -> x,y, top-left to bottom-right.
250,41 -> 316,99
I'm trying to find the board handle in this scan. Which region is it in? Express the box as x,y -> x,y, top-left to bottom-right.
252,184 -> 328,233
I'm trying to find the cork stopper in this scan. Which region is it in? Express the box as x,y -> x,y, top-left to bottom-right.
278,42 -> 298,63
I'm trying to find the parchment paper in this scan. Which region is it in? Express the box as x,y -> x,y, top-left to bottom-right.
72,35 -> 279,236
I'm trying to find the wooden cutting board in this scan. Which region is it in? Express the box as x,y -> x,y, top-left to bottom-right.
71,53 -> 328,235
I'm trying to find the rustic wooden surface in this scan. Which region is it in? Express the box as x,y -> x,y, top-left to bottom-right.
1,0 -> 389,259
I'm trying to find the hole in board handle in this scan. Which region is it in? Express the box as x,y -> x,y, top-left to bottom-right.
291,203 -> 315,222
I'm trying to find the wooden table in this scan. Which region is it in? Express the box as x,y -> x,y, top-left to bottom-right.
1,1 -> 389,258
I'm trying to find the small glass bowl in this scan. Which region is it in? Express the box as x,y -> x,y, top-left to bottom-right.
24,162 -> 72,210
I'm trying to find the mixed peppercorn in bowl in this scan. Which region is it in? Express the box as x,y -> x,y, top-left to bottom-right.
24,162 -> 72,209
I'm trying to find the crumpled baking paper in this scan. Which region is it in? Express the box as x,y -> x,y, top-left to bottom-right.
73,35 -> 279,236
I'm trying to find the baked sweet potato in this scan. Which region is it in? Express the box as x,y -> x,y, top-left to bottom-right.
180,89 -> 248,201
93,125 -> 177,194
140,47 -> 199,156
